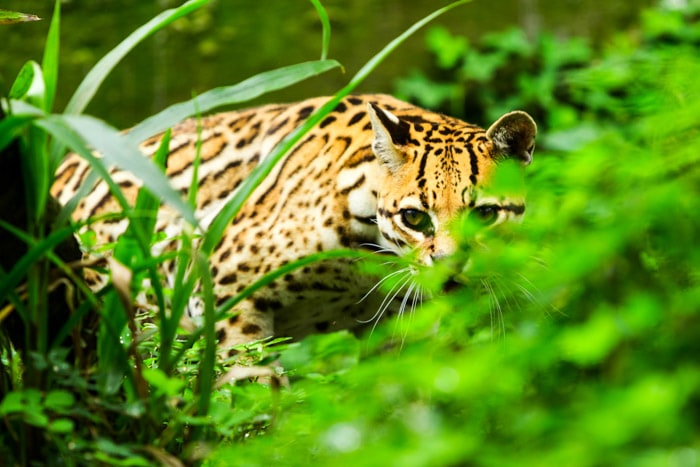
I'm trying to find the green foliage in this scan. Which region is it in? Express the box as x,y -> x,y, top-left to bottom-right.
395,3 -> 700,142
0,1 -> 468,464
210,4 -> 700,465
2,0 -> 698,465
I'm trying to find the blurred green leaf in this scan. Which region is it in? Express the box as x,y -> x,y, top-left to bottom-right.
142,368 -> 186,397
0,9 -> 40,24
426,26 -> 468,69
128,60 -> 341,143
0,391 -> 26,414
47,418 -> 74,433
43,390 -> 75,411
558,311 -> 620,366
8,61 -> 39,101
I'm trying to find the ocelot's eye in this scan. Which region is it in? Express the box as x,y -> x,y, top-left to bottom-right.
470,205 -> 500,226
400,209 -> 434,235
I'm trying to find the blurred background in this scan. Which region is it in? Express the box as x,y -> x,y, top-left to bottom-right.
1,0 -> 653,128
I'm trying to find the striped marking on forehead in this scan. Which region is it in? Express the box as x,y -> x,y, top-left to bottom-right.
409,122 -> 489,199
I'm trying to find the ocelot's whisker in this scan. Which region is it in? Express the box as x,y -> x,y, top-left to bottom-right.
356,267 -> 410,305
359,270 -> 412,326
367,273 -> 415,336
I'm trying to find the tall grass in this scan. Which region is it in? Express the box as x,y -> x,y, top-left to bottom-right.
0,0 -> 468,464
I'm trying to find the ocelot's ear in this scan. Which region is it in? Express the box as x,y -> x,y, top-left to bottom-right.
367,103 -> 410,172
486,111 -> 537,165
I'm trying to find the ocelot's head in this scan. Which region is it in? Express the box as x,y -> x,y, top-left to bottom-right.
367,103 -> 537,266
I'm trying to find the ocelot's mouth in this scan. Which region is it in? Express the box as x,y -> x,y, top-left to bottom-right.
442,276 -> 466,293
359,243 -> 399,256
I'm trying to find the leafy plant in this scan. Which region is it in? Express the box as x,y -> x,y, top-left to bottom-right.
0,0 -> 468,464
4,0 -> 698,465
205,5 -> 700,465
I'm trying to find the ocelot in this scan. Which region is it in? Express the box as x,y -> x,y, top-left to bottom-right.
52,94 -> 537,350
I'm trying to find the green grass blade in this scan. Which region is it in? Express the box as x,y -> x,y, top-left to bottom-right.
98,291 -> 139,397
45,114 -> 197,227
63,0 -> 209,115
0,221 -> 77,304
0,9 -> 41,24
5,98 -> 45,117
41,0 -> 60,112
111,131 -> 169,310
36,115 -> 133,215
340,0 -> 469,94
162,240 -> 199,371
118,130 -> 169,251
98,133 -> 171,398
126,60 -> 340,143
310,0 -> 331,60
0,218 -> 99,350
187,108 -> 203,209
193,250 -> 216,435
7,75 -> 50,223
10,62 -> 52,223
200,0 -> 468,255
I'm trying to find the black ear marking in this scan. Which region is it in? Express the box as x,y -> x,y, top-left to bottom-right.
486,111 -> 537,165
368,103 -> 410,146
367,103 -> 411,172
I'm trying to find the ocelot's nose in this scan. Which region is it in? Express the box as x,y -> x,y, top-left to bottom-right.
428,233 -> 457,265
430,253 -> 450,263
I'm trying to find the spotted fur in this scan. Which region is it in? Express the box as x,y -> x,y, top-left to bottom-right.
52,94 -> 536,349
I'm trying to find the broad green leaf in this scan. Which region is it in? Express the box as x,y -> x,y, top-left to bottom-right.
23,411 -> 49,428
127,60 -> 341,143
44,114 -> 197,226
0,391 -> 25,414
9,61 -> 44,107
9,61 -> 35,100
64,0 -> 209,115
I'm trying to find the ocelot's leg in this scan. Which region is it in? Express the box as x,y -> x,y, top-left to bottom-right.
216,299 -> 275,351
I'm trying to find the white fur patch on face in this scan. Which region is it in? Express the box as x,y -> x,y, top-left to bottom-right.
347,189 -> 374,218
